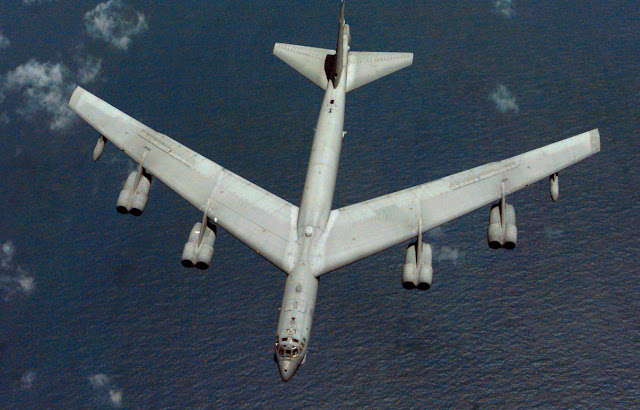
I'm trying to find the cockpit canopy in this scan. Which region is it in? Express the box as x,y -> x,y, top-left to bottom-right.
275,336 -> 306,359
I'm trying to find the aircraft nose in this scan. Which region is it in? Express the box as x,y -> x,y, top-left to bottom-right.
278,359 -> 295,382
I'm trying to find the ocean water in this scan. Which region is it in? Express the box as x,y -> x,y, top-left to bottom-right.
0,0 -> 638,408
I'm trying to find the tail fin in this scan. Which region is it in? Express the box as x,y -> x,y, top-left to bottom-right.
345,52 -> 413,92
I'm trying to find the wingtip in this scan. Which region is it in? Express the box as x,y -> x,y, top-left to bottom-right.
590,128 -> 601,153
68,86 -> 86,110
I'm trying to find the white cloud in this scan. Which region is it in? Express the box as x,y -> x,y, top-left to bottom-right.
16,268 -> 35,292
2,60 -> 75,130
489,84 -> 519,114
21,0 -> 58,5
85,0 -> 148,50
1,241 -> 35,301
1,272 -> 36,301
76,55 -> 102,85
108,389 -> 123,407
89,373 -> 110,389
494,0 -> 516,18
435,246 -> 465,266
2,240 -> 16,269
544,226 -> 564,240
1,57 -> 101,130
0,111 -> 9,124
0,32 -> 9,49
427,227 -> 445,239
21,370 -> 36,390
89,374 -> 123,407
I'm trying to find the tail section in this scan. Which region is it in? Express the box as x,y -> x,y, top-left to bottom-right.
273,0 -> 413,92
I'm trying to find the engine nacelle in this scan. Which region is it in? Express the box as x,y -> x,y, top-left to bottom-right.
116,170 -> 152,216
487,203 -> 517,249
181,221 -> 216,270
550,173 -> 559,202
402,243 -> 418,289
487,204 -> 503,249
503,204 -> 517,249
417,243 -> 433,290
403,242 -> 433,290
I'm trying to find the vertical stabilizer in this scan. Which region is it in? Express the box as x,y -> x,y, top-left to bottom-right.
333,0 -> 350,87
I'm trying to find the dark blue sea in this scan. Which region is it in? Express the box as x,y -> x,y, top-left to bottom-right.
1,0 -> 638,408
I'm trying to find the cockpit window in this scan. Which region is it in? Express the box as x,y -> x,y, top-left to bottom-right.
276,335 -> 306,360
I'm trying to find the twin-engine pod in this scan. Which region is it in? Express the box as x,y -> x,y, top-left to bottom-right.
181,220 -> 216,270
116,168 -> 152,216
402,241 -> 433,290
487,202 -> 517,249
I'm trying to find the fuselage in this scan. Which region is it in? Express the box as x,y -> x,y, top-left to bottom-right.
274,20 -> 350,382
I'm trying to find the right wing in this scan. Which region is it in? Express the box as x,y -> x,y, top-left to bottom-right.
69,87 -> 299,273
318,129 -> 601,275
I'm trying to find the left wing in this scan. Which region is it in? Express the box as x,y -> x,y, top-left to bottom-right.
318,129 -> 600,275
69,87 -> 299,273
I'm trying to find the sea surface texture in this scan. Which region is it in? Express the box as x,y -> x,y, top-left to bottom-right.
0,0 -> 638,408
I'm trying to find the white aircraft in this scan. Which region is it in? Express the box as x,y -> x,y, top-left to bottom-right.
68,1 -> 600,381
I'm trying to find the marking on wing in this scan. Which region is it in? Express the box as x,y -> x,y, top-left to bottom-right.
447,160 -> 519,191
136,128 -> 194,167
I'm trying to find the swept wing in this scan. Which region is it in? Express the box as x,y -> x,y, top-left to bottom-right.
318,129 -> 601,275
69,87 -> 299,273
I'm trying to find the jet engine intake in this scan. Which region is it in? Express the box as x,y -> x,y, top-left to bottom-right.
487,202 -> 517,249
116,169 -> 152,216
181,221 -> 216,270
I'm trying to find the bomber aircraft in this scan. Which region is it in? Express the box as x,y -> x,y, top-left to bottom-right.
68,1 -> 600,381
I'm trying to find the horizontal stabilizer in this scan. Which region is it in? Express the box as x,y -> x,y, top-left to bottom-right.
273,43 -> 334,90
346,52 -> 413,92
